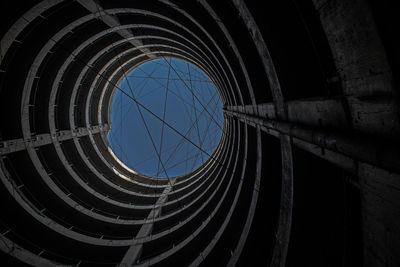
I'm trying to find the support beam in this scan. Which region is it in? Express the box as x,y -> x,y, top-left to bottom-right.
77,0 -> 156,59
224,109 -> 400,172
119,179 -> 176,266
0,124 -> 109,155
226,96 -> 350,130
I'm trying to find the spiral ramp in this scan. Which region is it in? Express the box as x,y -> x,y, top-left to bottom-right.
0,1 -> 399,266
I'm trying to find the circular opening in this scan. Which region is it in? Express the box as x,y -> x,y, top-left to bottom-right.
107,58 -> 224,178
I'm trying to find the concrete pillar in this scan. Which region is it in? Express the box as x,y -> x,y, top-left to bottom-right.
76,0 -> 156,59
119,179 -> 175,266
0,124 -> 109,155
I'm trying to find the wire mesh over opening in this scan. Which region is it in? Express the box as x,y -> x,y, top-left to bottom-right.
107,58 -> 224,178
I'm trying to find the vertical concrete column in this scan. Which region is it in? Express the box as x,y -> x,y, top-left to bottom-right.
312,0 -> 399,137
119,179 -> 176,266
0,124 -> 109,155
313,1 -> 400,266
76,0 -> 156,59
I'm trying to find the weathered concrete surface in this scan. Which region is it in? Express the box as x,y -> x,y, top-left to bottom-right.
312,1 -> 400,266
313,0 -> 399,137
76,0 -> 156,59
0,124 -> 109,155
226,96 -> 349,130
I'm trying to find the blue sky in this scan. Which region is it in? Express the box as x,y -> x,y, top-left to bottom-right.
107,58 -> 223,178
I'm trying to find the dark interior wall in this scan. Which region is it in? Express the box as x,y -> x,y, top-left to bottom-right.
236,131 -> 282,266
245,0 -> 335,101
286,147 -> 363,267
